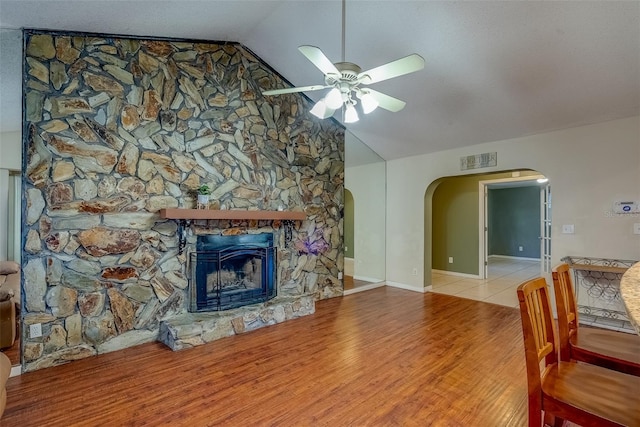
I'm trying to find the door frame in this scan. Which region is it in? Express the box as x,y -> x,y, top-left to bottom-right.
478,174 -> 546,279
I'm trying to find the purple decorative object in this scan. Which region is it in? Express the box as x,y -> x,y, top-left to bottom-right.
295,235 -> 329,255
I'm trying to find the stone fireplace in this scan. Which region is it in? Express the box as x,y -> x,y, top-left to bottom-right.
21,30 -> 345,371
190,233 -> 276,312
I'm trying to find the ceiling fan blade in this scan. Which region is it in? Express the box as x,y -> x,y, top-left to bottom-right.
298,45 -> 340,76
262,85 -> 329,96
366,89 -> 406,112
359,54 -> 425,85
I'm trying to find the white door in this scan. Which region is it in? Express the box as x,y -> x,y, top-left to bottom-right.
540,184 -> 552,275
483,184 -> 488,279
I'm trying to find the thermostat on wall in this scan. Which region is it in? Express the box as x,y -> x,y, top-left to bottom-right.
613,201 -> 639,214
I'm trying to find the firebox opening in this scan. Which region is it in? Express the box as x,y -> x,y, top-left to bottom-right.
190,233 -> 276,312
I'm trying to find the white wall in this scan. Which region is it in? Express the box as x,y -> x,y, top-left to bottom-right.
0,131 -> 21,169
0,131 -> 21,260
345,161 -> 386,282
387,116 -> 640,290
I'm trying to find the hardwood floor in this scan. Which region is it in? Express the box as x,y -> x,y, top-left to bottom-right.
3,288 -> 528,426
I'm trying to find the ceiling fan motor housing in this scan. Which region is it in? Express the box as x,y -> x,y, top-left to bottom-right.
326,62 -> 362,84
335,62 -> 362,80
325,62 -> 364,102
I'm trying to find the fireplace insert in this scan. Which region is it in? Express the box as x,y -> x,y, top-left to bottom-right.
189,233 -> 276,312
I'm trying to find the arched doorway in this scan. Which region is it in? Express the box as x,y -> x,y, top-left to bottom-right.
424,170 -> 549,307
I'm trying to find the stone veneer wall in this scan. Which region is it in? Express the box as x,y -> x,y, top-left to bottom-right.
21,30 -> 344,372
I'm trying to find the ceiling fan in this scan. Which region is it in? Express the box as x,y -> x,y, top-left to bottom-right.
261,1 -> 425,123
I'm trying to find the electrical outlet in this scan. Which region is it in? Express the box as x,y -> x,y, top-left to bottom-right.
634,223 -> 640,235
562,224 -> 575,234
30,323 -> 42,338
448,257 -> 454,264
412,268 -> 418,276
518,246 -> 523,252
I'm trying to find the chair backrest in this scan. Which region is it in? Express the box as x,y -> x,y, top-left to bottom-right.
517,277 -> 559,419
0,351 -> 10,418
551,263 -> 578,361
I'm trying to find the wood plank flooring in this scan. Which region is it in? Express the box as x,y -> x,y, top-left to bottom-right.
3,287 -> 528,426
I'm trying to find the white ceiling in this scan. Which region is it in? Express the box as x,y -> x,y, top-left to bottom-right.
1,1 -> 639,161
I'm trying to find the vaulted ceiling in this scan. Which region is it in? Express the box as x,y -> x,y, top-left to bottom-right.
1,1 -> 638,160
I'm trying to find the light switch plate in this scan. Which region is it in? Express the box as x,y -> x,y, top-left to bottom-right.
562,224 -> 575,234
634,223 -> 640,235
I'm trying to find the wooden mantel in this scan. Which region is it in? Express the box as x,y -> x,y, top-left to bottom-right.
159,208 -> 306,254
159,208 -> 306,221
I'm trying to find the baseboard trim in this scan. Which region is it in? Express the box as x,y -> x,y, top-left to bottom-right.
353,275 -> 385,283
488,255 -> 541,261
10,364 -> 22,377
386,281 -> 431,293
432,269 -> 481,279
343,281 -> 386,296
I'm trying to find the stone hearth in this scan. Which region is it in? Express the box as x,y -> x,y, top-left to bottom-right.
159,295 -> 314,351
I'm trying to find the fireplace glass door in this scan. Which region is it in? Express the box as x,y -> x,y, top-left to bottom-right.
189,233 -> 276,312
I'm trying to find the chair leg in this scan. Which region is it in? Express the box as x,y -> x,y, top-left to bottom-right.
529,401 -> 543,426
542,411 -> 566,427
543,411 -> 554,427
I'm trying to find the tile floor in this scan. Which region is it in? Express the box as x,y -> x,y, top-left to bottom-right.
431,257 -> 541,308
431,257 -> 636,333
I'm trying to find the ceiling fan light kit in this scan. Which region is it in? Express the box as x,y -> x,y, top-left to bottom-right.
309,100 -> 336,120
324,88 -> 344,110
359,91 -> 379,114
344,102 -> 359,123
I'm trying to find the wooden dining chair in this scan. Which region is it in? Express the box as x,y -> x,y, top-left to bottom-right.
552,263 -> 640,376
517,277 -> 640,427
